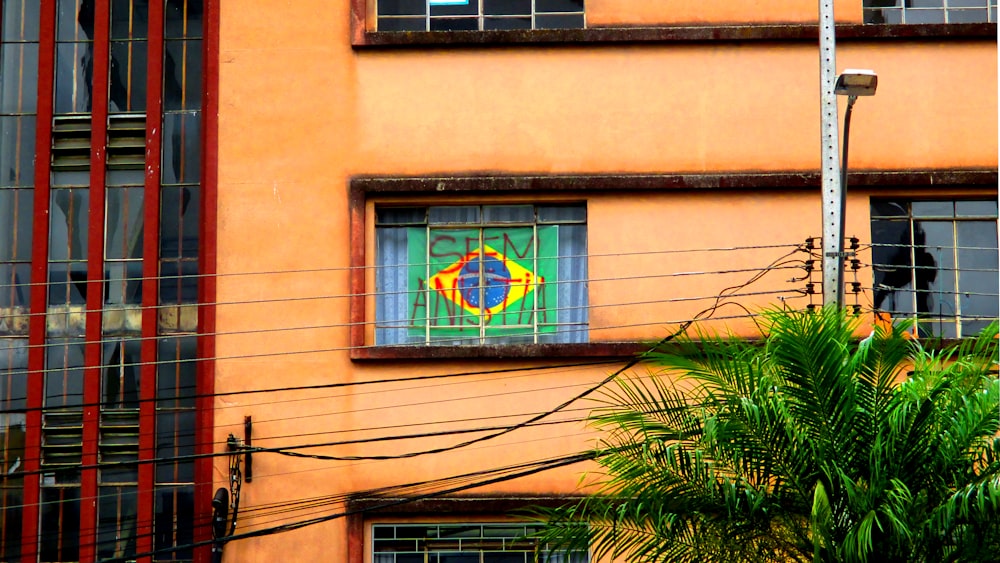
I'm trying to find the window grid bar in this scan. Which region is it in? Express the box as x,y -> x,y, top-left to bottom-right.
531,221 -> 538,344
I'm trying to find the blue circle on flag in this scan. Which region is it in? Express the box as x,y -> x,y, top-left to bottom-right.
457,256 -> 511,310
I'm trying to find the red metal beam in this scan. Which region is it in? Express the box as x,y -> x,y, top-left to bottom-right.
79,0 -> 112,560
193,0 -> 221,561
138,1 -> 166,561
22,1 -> 56,560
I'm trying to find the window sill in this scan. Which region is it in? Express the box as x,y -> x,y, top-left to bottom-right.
350,341 -> 649,361
353,22 -> 996,48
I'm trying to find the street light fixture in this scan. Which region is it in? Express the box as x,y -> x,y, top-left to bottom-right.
833,69 -> 878,308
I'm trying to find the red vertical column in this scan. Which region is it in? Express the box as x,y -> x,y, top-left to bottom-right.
80,1 -> 111,561
137,1 -> 165,561
193,0 -> 220,561
22,2 -> 56,561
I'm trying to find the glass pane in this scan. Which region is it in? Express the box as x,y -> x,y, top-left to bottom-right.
430,1 -> 479,16
956,221 -> 999,336
155,411 -> 195,483
158,259 -> 198,305
377,207 -> 426,225
955,199 -> 997,217
45,339 -> 85,408
104,260 -> 142,304
40,487 -> 81,562
57,0 -> 92,42
916,221 -> 956,338
102,340 -> 141,408
483,554 -> 526,563
483,205 -> 534,223
111,0 -> 149,40
429,206 -> 479,224
49,188 -> 90,261
54,41 -> 94,114
0,263 -> 31,310
47,262 -> 89,306
536,0 -> 585,12
538,205 -> 586,223
164,40 -> 203,112
905,8 -> 946,22
0,188 -> 33,261
425,227 -> 480,333
166,0 -> 204,39
160,186 -> 200,258
0,485 -> 23,561
105,186 -> 145,260
535,13 -> 585,28
377,17 -> 427,31
157,336 -> 196,408
154,486 -> 195,561
378,0 -> 427,16
870,200 -> 908,218
1,42 -> 39,113
0,115 -> 37,187
97,486 -> 138,561
554,223 -> 587,334
484,0 -> 532,15
949,0 -> 990,9
161,112 -> 201,183
948,8 -> 989,21
109,39 -> 148,113
870,219 -> 912,312
484,17 -> 531,29
0,339 -> 28,408
3,0 -> 41,42
376,226 -> 414,345
429,17 -> 479,30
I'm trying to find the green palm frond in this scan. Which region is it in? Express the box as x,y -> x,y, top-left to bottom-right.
529,310 -> 999,563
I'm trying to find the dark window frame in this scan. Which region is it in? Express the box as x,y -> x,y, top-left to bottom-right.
870,197 -> 999,338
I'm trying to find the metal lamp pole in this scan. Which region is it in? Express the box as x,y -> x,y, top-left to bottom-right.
833,70 -> 878,308
819,0 -> 843,308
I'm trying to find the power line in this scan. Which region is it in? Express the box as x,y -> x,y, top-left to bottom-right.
0,292 -> 801,381
0,241 -> 808,291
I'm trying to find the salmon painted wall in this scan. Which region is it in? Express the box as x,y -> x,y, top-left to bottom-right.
214,0 -> 996,560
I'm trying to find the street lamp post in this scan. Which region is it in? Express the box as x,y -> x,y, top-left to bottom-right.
833,69 -> 878,308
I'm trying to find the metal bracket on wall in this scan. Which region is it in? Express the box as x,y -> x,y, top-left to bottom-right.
244,415 -> 253,483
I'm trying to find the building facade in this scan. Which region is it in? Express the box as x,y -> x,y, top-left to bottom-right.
0,0 -> 996,562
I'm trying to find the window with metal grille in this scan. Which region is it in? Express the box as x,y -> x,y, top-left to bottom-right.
372,523 -> 588,563
376,0 -> 584,32
863,0 -> 998,24
375,204 -> 588,346
870,199 -> 999,338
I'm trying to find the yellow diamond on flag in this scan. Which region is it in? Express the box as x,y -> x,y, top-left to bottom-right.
427,245 -> 537,316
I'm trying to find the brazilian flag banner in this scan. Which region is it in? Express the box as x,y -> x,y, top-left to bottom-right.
407,226 -> 558,339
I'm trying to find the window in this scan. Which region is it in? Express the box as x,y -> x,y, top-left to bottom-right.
1,0 -> 207,560
375,204 -> 588,346
376,0 -> 585,32
863,0 -> 998,24
870,199 -> 998,338
372,523 -> 588,562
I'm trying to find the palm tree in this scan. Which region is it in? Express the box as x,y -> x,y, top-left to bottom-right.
533,307 -> 1000,563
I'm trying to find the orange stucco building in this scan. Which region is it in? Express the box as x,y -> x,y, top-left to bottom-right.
0,0 -> 996,561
